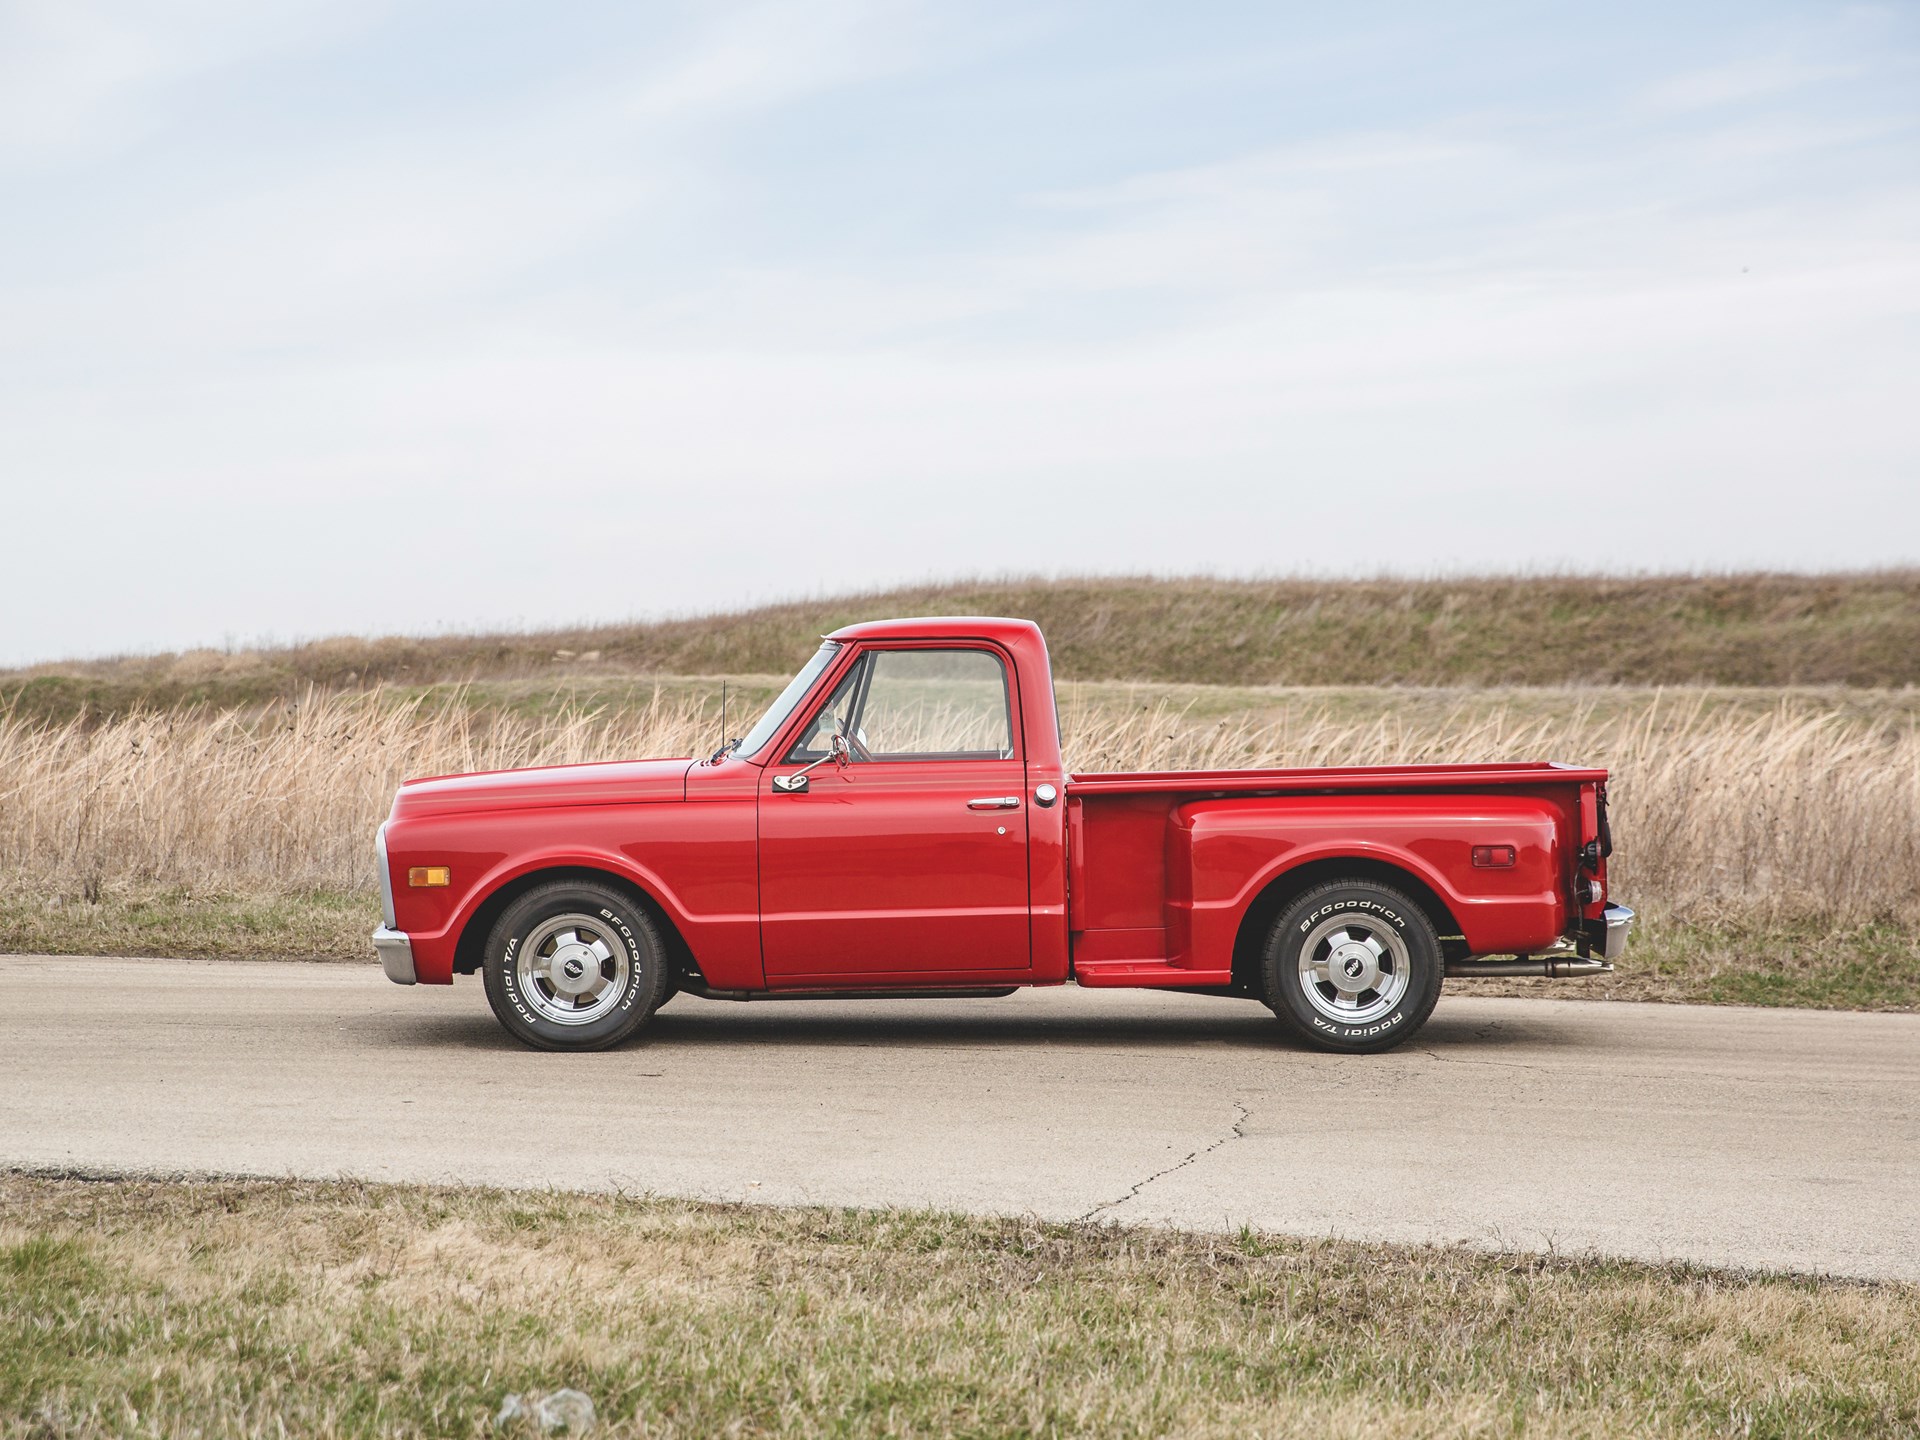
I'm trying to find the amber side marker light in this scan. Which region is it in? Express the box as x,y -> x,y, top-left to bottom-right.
1471,845 -> 1516,869
408,866 -> 451,888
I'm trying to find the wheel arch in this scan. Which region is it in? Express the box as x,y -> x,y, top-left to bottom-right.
452,863 -> 698,988
1228,856 -> 1464,995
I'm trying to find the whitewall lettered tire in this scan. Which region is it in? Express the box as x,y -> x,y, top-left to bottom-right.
481,880 -> 669,1052
1261,880 -> 1443,1053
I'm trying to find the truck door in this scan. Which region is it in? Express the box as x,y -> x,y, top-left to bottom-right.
759,645 -> 1031,979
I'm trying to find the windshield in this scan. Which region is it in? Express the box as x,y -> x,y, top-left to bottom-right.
735,642 -> 841,758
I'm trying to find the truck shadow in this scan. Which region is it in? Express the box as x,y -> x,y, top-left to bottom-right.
391,995 -> 1580,1056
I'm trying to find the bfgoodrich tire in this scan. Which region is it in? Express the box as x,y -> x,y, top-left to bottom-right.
1261,880 -> 1443,1053
482,880 -> 670,1052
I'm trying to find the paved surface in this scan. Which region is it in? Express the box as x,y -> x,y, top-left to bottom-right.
3,955 -> 1917,1281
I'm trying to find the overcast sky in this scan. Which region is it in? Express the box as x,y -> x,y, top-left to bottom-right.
2,1 -> 1917,663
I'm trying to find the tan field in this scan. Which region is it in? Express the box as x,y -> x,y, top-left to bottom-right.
3,681 -> 1916,1008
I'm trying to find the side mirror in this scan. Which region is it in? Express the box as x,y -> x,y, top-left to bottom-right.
773,732 -> 852,795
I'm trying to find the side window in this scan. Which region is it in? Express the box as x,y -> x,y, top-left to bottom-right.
860,649 -> 1013,758
785,648 -> 1014,762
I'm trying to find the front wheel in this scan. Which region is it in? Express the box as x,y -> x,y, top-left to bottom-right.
482,881 -> 670,1051
1261,880 -> 1443,1052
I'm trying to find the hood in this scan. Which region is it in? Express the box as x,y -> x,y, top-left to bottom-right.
392,757 -> 694,818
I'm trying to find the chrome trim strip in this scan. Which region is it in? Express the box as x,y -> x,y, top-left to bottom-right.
373,925 -> 416,984
1602,904 -> 1635,963
376,822 -> 396,930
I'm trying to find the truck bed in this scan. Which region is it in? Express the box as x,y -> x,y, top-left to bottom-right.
1066,762 -> 1602,989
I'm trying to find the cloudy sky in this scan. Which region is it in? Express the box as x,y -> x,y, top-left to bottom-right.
2,0 -> 1916,663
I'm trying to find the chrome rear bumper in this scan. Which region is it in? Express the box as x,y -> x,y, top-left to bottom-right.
373,926 -> 416,984
1601,904 -> 1635,963
1450,902 -> 1635,980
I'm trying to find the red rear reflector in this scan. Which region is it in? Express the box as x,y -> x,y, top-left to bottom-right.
1472,845 -> 1516,868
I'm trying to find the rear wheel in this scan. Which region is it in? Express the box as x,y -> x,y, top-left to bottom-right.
482,880 -> 669,1051
1261,880 -> 1442,1052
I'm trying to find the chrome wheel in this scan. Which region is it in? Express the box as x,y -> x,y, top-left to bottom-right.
514,913 -> 631,1026
1297,912 -> 1411,1025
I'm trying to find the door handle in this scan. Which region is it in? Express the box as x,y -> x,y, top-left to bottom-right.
967,796 -> 1021,810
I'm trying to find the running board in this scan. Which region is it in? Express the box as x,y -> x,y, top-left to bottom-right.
1446,958 -> 1614,978
679,982 -> 1020,1003
1072,961 -> 1234,988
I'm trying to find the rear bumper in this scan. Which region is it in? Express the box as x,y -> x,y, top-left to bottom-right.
1564,903 -> 1635,963
1597,904 -> 1634,962
373,926 -> 417,985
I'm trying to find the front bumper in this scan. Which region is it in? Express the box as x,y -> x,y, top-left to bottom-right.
372,821 -> 415,983
373,925 -> 416,984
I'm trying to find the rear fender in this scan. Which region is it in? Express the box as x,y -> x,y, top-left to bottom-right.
1168,794 -> 1569,968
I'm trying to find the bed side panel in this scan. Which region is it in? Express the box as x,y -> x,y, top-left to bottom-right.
1168,793 -> 1569,966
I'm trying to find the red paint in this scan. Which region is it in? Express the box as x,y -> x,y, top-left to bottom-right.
760,757 -> 1032,979
379,617 -> 1617,994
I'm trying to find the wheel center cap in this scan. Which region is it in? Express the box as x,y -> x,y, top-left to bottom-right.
548,943 -> 601,997
1328,942 -> 1380,994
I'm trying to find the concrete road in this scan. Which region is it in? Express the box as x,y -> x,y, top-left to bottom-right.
3,955 -> 1916,1282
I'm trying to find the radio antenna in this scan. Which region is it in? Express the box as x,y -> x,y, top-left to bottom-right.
709,680 -> 732,764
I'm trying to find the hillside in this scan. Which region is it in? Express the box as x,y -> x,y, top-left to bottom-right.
6,573 -> 1919,717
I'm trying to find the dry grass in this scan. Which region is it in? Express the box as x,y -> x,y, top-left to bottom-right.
3,1174 -> 1916,1439
0,688 -> 713,895
3,687 -> 1915,929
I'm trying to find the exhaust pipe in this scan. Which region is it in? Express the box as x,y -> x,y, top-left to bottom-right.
1445,957 -> 1614,978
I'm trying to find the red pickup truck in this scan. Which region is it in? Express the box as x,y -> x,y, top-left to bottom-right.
373,617 -> 1631,1054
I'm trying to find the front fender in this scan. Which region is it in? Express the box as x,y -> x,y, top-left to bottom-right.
383,798 -> 758,986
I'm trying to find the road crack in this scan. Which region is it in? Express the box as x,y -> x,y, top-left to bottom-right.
1418,1048 -> 1550,1075
1078,1100 -> 1251,1223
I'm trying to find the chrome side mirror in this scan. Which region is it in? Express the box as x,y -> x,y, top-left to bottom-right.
773,733 -> 851,795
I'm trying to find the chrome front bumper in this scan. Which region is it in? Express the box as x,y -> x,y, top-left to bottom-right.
373,926 -> 416,984
1600,904 -> 1635,963
372,822 -> 414,983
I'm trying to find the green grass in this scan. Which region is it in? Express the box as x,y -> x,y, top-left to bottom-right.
0,883 -> 372,963
1457,914 -> 1920,1011
9,572 -> 1920,713
3,1175 -> 1915,1439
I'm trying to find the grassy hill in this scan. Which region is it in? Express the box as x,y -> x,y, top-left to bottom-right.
6,572 -> 1918,719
